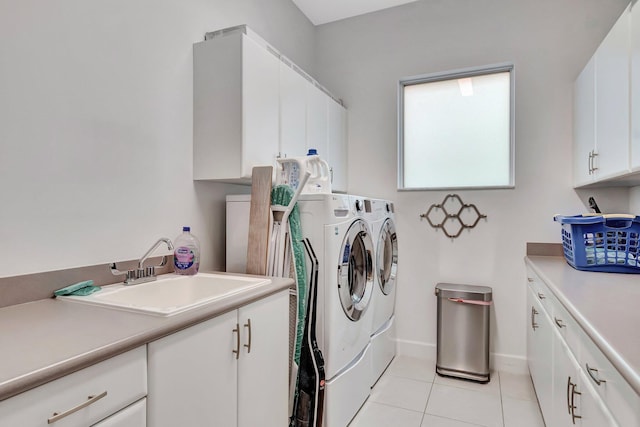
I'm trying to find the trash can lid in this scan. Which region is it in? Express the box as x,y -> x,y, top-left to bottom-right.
435,283 -> 493,301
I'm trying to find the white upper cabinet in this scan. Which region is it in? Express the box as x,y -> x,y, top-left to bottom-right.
327,99 -> 348,193
573,4 -> 632,187
306,83 -> 329,158
194,26 -> 348,190
631,1 -> 640,169
594,5 -> 631,180
279,60 -> 309,159
193,30 -> 280,182
242,36 -> 281,178
573,57 -> 596,187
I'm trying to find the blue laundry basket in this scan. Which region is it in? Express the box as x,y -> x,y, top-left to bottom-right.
554,214 -> 640,273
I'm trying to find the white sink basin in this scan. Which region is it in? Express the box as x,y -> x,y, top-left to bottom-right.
59,273 -> 271,316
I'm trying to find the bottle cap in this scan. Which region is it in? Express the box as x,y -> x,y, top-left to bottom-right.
183,226 -> 190,232
307,148 -> 318,156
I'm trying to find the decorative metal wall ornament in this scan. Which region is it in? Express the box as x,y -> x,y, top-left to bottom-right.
419,194 -> 487,238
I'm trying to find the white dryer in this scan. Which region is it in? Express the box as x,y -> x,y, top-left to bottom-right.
368,198 -> 398,386
225,193 -> 375,427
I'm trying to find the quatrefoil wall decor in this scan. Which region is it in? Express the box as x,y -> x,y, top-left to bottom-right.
419,194 -> 487,238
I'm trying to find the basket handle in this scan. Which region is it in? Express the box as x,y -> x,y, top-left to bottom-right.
603,215 -> 636,229
554,214 -> 639,226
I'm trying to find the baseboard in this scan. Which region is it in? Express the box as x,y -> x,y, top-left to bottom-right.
396,339 -> 529,374
396,339 -> 436,361
491,353 -> 529,374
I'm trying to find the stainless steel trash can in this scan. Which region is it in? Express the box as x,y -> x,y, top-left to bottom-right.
435,283 -> 492,383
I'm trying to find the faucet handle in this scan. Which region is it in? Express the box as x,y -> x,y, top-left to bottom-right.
110,263 -> 136,282
110,262 -> 127,276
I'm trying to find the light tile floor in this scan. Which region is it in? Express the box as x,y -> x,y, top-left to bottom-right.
349,356 -> 545,427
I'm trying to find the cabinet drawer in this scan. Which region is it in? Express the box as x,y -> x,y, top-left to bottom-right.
548,295 -> 581,360
0,346 -> 147,427
527,267 -> 581,358
579,333 -> 640,427
526,269 -> 553,314
92,398 -> 146,427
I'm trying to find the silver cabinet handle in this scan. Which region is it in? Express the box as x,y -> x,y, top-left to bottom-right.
591,151 -> 598,173
48,391 -> 107,424
527,277 -> 534,282
554,317 -> 566,328
537,292 -> 545,299
566,376 -> 572,415
531,307 -> 539,330
586,364 -> 606,386
232,323 -> 240,359
570,380 -> 582,424
588,151 -> 593,174
243,318 -> 252,354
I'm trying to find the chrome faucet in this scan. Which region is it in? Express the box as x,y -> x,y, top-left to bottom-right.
110,237 -> 174,285
139,237 -> 174,269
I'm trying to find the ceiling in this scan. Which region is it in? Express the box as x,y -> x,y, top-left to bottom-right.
292,0 -> 419,25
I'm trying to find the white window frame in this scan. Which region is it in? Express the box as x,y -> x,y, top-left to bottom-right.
398,63 -> 515,190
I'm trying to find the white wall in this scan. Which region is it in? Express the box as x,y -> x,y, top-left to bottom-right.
0,0 -> 314,277
314,0 -> 631,367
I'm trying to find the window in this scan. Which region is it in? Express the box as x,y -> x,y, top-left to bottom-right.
398,64 -> 515,190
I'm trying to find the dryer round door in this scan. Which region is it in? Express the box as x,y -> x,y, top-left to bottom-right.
337,219 -> 374,321
377,218 -> 398,295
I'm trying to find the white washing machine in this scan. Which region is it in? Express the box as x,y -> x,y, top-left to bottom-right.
367,198 -> 398,386
226,193 -> 375,427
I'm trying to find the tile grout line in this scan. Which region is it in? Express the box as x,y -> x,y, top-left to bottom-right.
419,378 -> 436,426
497,371 -> 506,427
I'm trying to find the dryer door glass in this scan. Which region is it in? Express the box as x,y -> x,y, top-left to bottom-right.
338,219 -> 374,321
377,219 -> 398,295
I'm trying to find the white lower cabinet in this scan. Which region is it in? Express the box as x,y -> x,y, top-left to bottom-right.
551,330 -> 583,426
526,286 -> 553,416
0,346 -> 147,427
91,399 -> 146,427
147,290 -> 289,427
526,268 -> 623,427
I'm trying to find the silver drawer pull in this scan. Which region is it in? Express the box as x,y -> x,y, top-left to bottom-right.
527,277 -> 534,282
586,364 -> 606,386
48,391 -> 107,424
232,323 -> 240,359
554,317 -> 566,328
571,381 -> 582,424
537,292 -> 545,299
243,318 -> 252,354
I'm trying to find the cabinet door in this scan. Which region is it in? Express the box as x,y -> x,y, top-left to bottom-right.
280,62 -> 308,159
527,287 -> 554,423
573,57 -> 596,186
242,35 -> 280,178
577,371 -> 619,427
147,310 -> 239,427
631,2 -> 640,169
237,291 -> 289,427
594,5 -> 631,180
306,84 -> 328,158
327,99 -> 348,192
552,330 -> 582,426
91,399 -> 146,427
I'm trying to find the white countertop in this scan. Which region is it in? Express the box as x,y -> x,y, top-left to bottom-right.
525,255 -> 640,396
0,273 -> 293,401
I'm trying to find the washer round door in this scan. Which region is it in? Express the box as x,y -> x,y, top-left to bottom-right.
337,219 -> 374,321
377,218 -> 398,296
